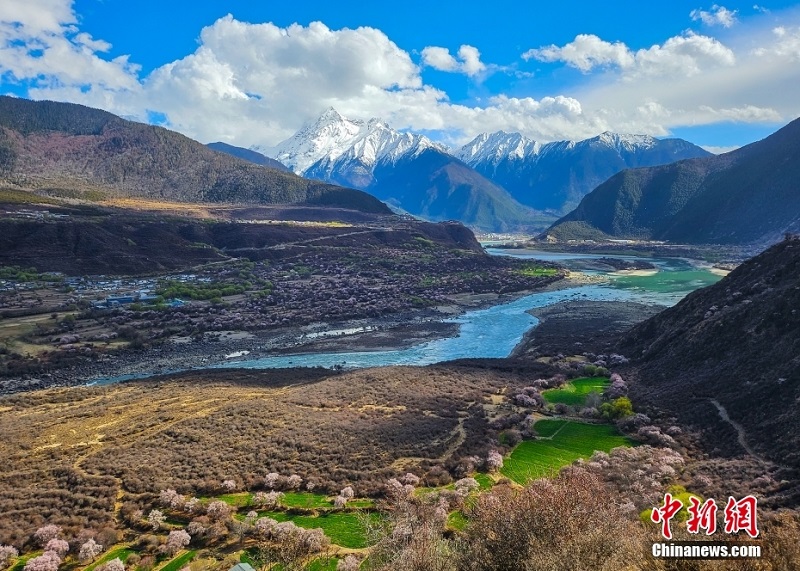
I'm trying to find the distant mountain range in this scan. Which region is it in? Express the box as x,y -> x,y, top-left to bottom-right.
256,108 -> 709,231
545,117 -> 800,245
206,141 -> 290,172
0,97 -> 388,214
456,131 -> 710,213
256,108 -> 541,232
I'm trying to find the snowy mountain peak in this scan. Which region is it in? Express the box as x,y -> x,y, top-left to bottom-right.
456,131 -> 541,167
458,130 -> 663,168
263,108 -> 444,176
590,131 -> 659,152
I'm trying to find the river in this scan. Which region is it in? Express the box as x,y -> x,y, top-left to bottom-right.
207,249 -> 722,371
90,250 -> 722,384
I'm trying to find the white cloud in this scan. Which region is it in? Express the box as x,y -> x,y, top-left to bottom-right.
524,32 -> 734,77
752,26 -> 800,60
8,3 -> 800,151
420,46 -> 458,72
632,32 -> 736,76
457,45 -> 486,76
691,5 -> 739,27
753,5 -> 771,14
421,44 -> 486,76
523,34 -> 633,72
0,0 -> 140,90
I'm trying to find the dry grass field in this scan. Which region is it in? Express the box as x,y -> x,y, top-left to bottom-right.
0,362 -> 552,545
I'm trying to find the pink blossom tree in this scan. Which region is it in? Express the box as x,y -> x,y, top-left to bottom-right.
165,530 -> 191,556
337,555 -> 360,571
32,525 -> 62,547
148,509 -> 166,530
43,540 -> 69,558
23,552 -> 61,571
159,489 -> 184,510
0,546 -> 19,569
98,558 -> 125,571
486,450 -> 504,472
78,539 -> 103,563
264,472 -> 281,489
205,500 -> 232,522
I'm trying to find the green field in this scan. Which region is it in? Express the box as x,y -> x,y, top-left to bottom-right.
447,511 -> 469,531
501,420 -> 631,484
281,492 -> 332,509
258,511 -> 380,549
517,265 -> 559,277
306,558 -> 340,571
474,473 -> 494,490
542,377 -> 610,406
158,551 -> 196,571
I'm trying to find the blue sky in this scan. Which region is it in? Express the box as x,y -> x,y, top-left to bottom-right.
2,1 -> 800,152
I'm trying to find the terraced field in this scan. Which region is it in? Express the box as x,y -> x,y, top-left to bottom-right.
501,420 -> 631,484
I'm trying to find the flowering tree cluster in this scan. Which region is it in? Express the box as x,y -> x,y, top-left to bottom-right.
336,555 -> 361,571
159,489 -> 185,510
605,373 -> 629,400
205,501 -> 232,522
253,491 -> 284,509
23,551 -> 61,571
24,526 -> 68,571
486,450 -> 504,472
147,509 -> 166,530
0,546 -> 19,570
97,558 -> 125,571
386,479 -> 415,500
78,539 -> 103,563
454,477 -> 480,497
165,530 -> 191,556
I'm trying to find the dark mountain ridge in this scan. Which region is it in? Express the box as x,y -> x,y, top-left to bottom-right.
546,117 -> 800,244
367,148 -> 548,232
619,237 -> 800,482
0,97 -> 389,214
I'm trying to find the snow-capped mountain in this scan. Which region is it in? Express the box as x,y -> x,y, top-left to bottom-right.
456,130 -> 710,213
255,109 -> 539,232
259,108 -> 447,189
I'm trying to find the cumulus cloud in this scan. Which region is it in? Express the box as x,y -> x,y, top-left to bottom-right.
524,32 -> 734,77
0,0 -> 140,90
7,1 -> 800,150
523,35 -> 633,72
691,5 -> 739,27
752,26 -> 800,60
421,44 -> 486,76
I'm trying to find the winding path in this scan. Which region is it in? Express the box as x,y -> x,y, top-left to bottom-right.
709,399 -> 767,465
